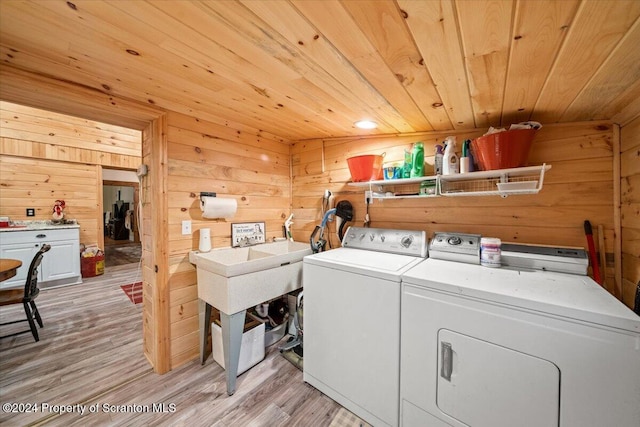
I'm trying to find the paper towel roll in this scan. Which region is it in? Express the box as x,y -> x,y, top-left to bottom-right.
200,196 -> 237,219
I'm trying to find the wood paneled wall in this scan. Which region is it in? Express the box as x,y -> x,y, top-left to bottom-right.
0,155 -> 101,242
291,121 -> 620,296
0,101 -> 141,167
164,111 -> 291,369
0,101 -> 142,249
620,116 -> 640,308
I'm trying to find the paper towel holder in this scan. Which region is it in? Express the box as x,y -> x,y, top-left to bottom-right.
200,192 -> 216,209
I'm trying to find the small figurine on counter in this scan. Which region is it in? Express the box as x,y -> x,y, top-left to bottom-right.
52,199 -> 66,221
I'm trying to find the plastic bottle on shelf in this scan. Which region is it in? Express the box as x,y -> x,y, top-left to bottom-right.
403,148 -> 412,178
410,142 -> 424,178
442,136 -> 459,175
460,140 -> 470,173
466,139 -> 475,172
434,144 -> 444,175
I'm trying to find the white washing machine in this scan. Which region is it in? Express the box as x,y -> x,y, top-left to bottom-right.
400,234 -> 640,427
303,226 -> 427,427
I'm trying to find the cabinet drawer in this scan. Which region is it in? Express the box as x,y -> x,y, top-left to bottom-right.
0,227 -> 80,245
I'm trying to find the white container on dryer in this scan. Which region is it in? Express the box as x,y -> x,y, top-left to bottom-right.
399,258 -> 640,427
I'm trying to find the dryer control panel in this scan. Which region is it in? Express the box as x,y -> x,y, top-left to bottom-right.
342,226 -> 427,257
429,232 -> 481,264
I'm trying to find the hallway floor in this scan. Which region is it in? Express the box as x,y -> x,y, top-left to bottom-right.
104,241 -> 141,267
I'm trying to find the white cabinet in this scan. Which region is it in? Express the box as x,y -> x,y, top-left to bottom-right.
0,227 -> 81,289
0,242 -> 39,288
41,238 -> 81,283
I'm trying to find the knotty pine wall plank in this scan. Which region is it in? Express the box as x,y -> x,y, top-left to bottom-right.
620,115 -> 640,308
502,0 -> 580,125
0,104 -> 140,155
0,65 -> 161,130
140,118 -> 160,372
534,1 -> 640,124
456,0 -> 513,129
0,155 -> 99,246
397,0 -> 474,129
339,0 -> 451,130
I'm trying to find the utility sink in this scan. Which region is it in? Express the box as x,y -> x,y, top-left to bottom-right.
190,240 -> 312,315
190,239 -> 311,396
190,240 -> 311,278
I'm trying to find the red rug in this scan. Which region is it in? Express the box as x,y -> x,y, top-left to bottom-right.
121,282 -> 143,305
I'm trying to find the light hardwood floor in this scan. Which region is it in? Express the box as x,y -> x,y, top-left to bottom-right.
0,263 -> 365,426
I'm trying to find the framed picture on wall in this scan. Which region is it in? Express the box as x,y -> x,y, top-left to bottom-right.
231,222 -> 266,247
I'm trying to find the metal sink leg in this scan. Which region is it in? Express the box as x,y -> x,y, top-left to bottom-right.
220,309 -> 246,395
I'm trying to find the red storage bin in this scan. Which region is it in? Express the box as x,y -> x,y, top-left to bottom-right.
81,254 -> 105,278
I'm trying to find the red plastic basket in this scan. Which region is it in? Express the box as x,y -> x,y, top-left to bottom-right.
346,154 -> 384,182
471,129 -> 537,171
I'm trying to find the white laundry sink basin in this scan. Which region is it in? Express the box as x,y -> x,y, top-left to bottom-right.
192,246 -> 274,277
190,240 -> 311,314
191,240 -> 311,278
252,240 -> 312,262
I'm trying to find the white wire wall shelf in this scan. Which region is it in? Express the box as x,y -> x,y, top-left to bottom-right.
348,164 -> 550,199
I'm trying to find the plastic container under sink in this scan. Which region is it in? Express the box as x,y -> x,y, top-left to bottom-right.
264,321 -> 288,347
212,318 -> 265,375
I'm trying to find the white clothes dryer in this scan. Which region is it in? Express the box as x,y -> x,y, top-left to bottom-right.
400,255 -> 640,427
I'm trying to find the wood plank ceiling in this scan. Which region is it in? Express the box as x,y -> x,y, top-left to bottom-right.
0,0 -> 639,140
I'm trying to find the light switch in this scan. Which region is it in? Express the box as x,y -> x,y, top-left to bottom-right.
181,220 -> 192,235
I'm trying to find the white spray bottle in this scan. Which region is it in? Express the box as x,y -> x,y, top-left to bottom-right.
442,136 -> 459,175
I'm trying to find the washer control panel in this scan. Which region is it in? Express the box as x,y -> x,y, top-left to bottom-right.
429,232 -> 481,264
342,226 -> 427,257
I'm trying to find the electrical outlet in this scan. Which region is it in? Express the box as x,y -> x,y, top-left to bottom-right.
364,191 -> 373,204
181,220 -> 192,235
136,164 -> 148,177
26,208 -> 35,217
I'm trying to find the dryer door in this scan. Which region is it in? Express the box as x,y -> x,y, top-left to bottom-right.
437,329 -> 560,427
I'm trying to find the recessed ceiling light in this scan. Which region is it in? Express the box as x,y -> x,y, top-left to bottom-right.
354,120 -> 378,129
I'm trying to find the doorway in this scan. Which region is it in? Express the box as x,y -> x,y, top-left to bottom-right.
103,178 -> 141,267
